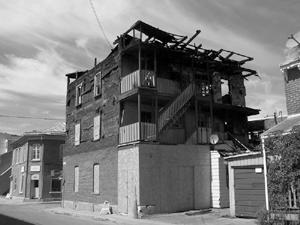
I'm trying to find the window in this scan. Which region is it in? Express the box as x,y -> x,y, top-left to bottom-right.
94,72 -> 102,97
50,178 -> 61,192
19,173 -> 24,193
75,123 -> 81,146
75,83 -> 83,106
74,166 -> 79,192
32,144 -> 41,160
93,164 -> 100,194
93,114 -> 101,141
286,67 -> 300,82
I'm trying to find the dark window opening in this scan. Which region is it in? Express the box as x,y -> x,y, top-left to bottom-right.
141,111 -> 152,123
51,178 -> 61,192
286,67 -> 300,82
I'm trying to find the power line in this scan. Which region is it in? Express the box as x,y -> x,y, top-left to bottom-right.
89,0 -> 113,49
0,114 -> 64,121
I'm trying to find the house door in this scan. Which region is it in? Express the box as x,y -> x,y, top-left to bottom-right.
31,180 -> 39,199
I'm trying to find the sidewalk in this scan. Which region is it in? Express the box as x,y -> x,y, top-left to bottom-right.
47,206 -> 258,225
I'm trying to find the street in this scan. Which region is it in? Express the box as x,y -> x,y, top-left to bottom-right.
0,203 -> 115,225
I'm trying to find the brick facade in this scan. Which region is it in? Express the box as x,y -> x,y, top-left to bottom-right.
64,50 -> 120,209
284,69 -> 300,115
10,134 -> 64,201
63,146 -> 118,208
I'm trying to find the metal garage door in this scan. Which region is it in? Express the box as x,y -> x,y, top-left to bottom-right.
234,167 -> 265,217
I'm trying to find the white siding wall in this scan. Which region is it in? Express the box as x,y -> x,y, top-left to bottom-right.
210,151 -> 229,208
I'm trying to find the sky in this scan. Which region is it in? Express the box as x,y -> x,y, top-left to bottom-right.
0,0 -> 299,134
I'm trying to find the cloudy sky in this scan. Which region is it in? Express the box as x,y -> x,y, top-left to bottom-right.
0,0 -> 299,134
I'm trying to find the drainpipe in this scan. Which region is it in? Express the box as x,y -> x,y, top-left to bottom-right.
24,142 -> 30,200
261,137 -> 269,210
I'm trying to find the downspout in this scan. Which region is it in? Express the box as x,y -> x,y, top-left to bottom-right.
261,137 -> 269,210
24,142 -> 30,200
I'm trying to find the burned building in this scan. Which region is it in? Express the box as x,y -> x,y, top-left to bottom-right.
63,21 -> 259,215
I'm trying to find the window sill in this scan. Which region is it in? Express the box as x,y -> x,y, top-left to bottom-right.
94,94 -> 102,99
92,192 -> 100,195
31,159 -> 40,162
49,191 -> 61,194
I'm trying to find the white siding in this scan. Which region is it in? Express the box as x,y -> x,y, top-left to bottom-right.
211,151 -> 229,208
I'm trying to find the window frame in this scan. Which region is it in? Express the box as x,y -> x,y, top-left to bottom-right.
50,178 -> 61,193
31,144 -> 41,161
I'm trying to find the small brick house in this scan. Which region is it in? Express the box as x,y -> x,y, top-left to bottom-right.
10,132 -> 65,201
63,21 -> 259,215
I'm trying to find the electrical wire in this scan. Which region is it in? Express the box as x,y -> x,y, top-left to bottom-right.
89,0 -> 113,49
0,114 -> 64,121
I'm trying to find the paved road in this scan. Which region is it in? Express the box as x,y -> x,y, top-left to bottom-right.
0,203 -> 115,225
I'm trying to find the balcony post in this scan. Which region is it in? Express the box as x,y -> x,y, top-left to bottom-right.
138,29 -> 142,141
155,93 -> 158,141
154,48 -> 157,87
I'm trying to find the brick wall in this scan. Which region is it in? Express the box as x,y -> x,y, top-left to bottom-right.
285,74 -> 300,115
63,146 -> 118,205
65,50 -> 120,157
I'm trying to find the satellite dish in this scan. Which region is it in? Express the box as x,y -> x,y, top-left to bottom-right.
210,134 -> 219,145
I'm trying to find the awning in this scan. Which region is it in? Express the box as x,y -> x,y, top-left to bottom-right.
261,113 -> 300,137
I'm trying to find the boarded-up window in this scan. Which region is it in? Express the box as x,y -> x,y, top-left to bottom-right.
93,164 -> 100,194
75,123 -> 80,146
74,166 -> 79,192
93,114 -> 101,140
94,72 -> 102,97
75,83 -> 83,106
19,173 -> 24,193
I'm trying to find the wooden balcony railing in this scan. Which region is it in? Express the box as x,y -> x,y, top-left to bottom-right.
120,70 -> 156,94
119,122 -> 156,144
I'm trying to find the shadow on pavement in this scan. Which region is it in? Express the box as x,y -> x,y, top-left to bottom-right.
0,214 -> 35,225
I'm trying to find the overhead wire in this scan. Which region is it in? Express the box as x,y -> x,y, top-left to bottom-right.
0,114 -> 64,121
89,0 -> 113,49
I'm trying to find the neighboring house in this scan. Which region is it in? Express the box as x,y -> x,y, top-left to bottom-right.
248,114 -> 287,146
0,133 -> 20,155
10,132 -> 65,201
0,151 -> 13,195
262,42 -> 300,136
225,38 -> 300,218
0,133 -> 19,195
63,21 -> 259,215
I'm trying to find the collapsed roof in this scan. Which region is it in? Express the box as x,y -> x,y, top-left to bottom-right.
115,20 -> 258,78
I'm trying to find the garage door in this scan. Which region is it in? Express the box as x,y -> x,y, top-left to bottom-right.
234,167 -> 265,217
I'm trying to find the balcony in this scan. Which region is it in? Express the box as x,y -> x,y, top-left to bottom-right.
120,70 -> 156,94
119,122 -> 156,144
120,70 -> 180,96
